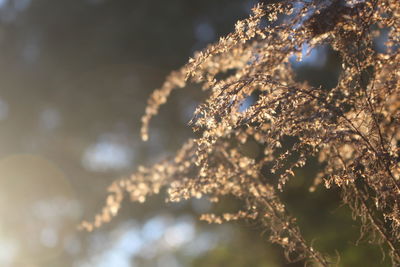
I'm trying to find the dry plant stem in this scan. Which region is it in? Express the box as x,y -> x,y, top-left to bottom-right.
220,149 -> 329,266
354,31 -> 400,192
83,1 -> 400,265
352,184 -> 400,261
296,82 -> 400,194
258,197 -> 329,266
335,148 -> 400,263
343,113 -> 400,193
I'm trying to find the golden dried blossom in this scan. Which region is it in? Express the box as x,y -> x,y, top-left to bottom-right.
84,1 -> 400,265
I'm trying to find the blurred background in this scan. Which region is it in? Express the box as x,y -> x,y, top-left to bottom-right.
0,0 -> 391,266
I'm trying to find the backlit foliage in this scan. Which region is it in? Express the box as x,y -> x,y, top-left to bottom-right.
82,0 -> 400,265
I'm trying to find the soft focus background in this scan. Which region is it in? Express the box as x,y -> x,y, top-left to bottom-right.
0,0 -> 391,266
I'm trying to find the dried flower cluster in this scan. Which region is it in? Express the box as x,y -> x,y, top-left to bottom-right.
82,0 -> 400,265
